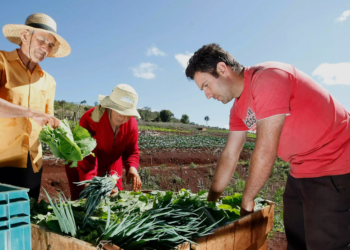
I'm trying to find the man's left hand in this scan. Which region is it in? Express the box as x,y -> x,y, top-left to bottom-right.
240,199 -> 255,217
126,166 -> 142,192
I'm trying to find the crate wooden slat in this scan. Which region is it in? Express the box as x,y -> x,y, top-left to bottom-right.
192,202 -> 274,250
31,224 -> 97,250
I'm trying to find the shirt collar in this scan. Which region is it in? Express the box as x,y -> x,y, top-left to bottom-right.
7,49 -> 44,77
7,49 -> 19,62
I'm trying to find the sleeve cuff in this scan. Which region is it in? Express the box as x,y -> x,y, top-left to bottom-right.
256,107 -> 290,120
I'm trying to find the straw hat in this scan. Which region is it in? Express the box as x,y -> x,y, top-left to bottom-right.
3,13 -> 71,58
99,84 -> 141,119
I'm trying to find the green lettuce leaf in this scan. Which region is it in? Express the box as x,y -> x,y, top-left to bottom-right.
39,119 -> 97,167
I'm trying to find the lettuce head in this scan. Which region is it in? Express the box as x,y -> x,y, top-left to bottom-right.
39,119 -> 97,167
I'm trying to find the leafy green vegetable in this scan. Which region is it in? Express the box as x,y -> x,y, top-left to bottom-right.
39,119 -> 96,167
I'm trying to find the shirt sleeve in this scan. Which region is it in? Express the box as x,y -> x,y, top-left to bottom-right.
77,112 -> 98,181
122,118 -> 139,173
45,77 -> 56,115
252,68 -> 292,120
229,102 -> 249,131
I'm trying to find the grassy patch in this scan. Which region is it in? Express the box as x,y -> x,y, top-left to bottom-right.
138,125 -> 190,133
138,167 -> 159,190
247,133 -> 256,139
206,129 -> 229,133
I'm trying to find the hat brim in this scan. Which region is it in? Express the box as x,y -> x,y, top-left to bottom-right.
2,24 -> 71,58
99,95 -> 141,119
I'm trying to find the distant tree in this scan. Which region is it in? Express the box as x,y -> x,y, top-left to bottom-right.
160,110 -> 173,122
143,107 -> 152,121
77,100 -> 87,118
60,100 -> 66,119
181,114 -> 190,124
137,110 -> 145,120
94,101 -> 98,106
204,116 -> 210,126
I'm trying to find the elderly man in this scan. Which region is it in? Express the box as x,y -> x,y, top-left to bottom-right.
0,13 -> 70,201
186,43 -> 350,250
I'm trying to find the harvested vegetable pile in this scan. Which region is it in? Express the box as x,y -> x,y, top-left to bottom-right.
31,189 -> 266,250
39,119 -> 97,167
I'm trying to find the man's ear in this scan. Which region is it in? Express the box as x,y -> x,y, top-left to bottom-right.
20,30 -> 31,45
216,62 -> 227,76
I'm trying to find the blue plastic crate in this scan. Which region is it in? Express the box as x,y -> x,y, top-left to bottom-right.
0,184 -> 31,250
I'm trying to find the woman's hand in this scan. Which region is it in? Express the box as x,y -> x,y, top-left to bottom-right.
109,188 -> 118,197
126,166 -> 142,192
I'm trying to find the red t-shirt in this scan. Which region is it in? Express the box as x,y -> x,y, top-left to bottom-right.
230,62 -> 350,178
77,107 -> 139,190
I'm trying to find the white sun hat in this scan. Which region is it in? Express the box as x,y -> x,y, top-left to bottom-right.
98,84 -> 141,119
3,13 -> 71,58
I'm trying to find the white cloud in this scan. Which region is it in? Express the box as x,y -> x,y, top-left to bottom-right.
312,62 -> 350,85
335,10 -> 350,22
132,63 -> 158,79
147,45 -> 167,57
224,125 -> 229,129
175,52 -> 194,69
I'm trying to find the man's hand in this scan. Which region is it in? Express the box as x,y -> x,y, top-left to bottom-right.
126,166 -> 142,192
0,98 -> 60,128
32,110 -> 60,128
240,199 -> 255,217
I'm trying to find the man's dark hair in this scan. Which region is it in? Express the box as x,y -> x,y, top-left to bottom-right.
185,43 -> 244,80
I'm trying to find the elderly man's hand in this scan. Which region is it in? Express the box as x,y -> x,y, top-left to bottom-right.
126,167 -> 142,192
32,110 -> 60,128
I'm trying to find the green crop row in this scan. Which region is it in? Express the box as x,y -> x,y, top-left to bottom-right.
139,134 -> 255,149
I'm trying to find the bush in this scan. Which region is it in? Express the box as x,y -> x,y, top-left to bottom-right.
181,114 -> 189,124
160,110 -> 173,122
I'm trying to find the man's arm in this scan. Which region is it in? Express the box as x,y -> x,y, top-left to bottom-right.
241,115 -> 286,213
207,130 -> 247,202
0,98 -> 60,128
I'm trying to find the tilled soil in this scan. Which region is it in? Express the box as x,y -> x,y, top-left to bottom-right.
139,147 -> 252,167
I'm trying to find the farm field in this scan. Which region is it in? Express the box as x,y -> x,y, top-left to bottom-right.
39,127 -> 287,250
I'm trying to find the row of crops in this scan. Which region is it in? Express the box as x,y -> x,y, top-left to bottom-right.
139,134 -> 255,150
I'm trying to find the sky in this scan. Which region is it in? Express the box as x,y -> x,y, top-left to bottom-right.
1,0 -> 350,128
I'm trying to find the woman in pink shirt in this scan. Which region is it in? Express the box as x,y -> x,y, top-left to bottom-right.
65,84 -> 142,200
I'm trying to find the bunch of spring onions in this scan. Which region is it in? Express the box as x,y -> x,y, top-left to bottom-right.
75,173 -> 120,224
42,188 -> 77,237
97,204 -> 219,250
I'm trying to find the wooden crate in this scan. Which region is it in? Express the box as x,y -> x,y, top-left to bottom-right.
192,201 -> 274,250
31,201 -> 274,250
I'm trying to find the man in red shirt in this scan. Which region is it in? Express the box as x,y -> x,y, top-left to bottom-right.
65,84 -> 142,199
186,44 -> 350,250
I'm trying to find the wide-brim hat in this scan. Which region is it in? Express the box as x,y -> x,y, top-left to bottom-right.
3,13 -> 71,58
99,84 -> 141,119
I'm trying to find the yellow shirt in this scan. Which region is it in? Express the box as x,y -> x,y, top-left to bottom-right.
0,49 -> 56,172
